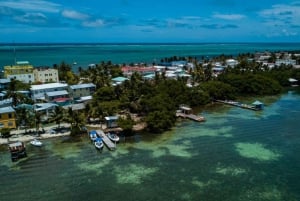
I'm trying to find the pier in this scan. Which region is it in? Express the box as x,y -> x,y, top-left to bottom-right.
215,100 -> 263,111
96,130 -> 116,151
176,105 -> 205,122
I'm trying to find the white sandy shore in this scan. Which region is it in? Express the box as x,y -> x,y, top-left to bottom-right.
0,123 -> 73,145
0,121 -> 145,145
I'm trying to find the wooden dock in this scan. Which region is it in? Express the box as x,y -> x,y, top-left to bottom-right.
176,104 -> 206,122
96,130 -> 116,151
176,112 -> 206,122
215,100 -> 262,111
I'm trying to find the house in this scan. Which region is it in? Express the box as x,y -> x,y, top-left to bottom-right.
45,90 -> 70,104
30,83 -> 68,101
0,106 -> 16,128
4,61 -> 35,83
104,116 -> 119,128
111,77 -> 129,85
226,59 -> 238,67
33,67 -> 59,83
69,83 -> 96,100
0,78 -> 11,91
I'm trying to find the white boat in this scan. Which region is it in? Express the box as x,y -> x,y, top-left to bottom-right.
107,132 -> 120,143
94,138 -> 104,150
30,139 -> 43,147
89,130 -> 98,142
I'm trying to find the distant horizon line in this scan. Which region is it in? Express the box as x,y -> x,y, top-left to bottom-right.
1,42 -> 300,45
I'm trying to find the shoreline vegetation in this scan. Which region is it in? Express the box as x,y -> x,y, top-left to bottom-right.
1,50 -> 300,145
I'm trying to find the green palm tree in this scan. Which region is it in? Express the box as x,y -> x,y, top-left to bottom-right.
65,107 -> 85,136
49,106 -> 65,129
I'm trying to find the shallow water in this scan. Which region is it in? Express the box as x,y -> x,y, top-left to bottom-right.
0,91 -> 300,201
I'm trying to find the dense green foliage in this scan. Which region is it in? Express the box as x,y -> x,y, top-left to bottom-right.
79,57 -> 300,133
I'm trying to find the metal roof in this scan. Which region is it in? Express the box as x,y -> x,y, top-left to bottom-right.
46,90 -> 69,97
31,83 -> 68,91
0,106 -> 15,114
105,116 -> 119,121
69,83 -> 95,90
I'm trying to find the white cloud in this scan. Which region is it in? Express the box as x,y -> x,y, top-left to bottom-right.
1,0 -> 60,13
82,19 -> 104,27
62,10 -> 89,20
213,13 -> 245,20
259,3 -> 300,26
14,12 -> 48,24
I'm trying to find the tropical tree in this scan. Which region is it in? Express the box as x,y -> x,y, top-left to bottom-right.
65,107 -> 85,136
49,106 -> 65,128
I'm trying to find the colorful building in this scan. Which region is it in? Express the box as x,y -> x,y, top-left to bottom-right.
33,67 -> 59,83
0,106 -> 16,128
4,61 -> 35,83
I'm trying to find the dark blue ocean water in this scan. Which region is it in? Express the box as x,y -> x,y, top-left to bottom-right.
1,43 -> 300,69
0,91 -> 300,201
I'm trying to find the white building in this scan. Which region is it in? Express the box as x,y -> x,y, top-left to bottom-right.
275,59 -> 296,66
30,83 -> 68,101
226,59 -> 238,67
33,67 -> 59,83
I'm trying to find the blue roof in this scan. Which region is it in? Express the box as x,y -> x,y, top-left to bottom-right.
112,77 -> 128,82
46,90 -> 69,97
0,106 -> 15,114
70,83 -> 95,90
252,100 -> 264,105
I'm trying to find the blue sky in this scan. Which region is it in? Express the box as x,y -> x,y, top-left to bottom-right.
0,0 -> 300,43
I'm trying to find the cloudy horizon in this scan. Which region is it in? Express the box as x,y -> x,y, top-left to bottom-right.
0,0 -> 300,43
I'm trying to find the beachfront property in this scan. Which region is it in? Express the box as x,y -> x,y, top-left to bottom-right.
3,61 -> 35,83
30,82 -> 68,101
68,83 -> 96,100
0,106 -> 16,128
33,67 -> 59,83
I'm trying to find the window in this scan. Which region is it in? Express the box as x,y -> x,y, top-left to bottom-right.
0,114 -> 2,119
8,113 -> 12,118
8,122 -> 13,126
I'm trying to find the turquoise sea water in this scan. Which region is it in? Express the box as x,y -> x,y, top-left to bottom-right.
1,43 -> 300,69
0,91 -> 300,201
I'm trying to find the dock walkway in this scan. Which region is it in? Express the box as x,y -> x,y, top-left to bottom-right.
215,100 -> 262,111
176,112 -> 206,122
96,130 -> 116,151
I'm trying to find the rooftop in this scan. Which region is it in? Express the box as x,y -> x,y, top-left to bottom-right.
31,83 -> 68,91
69,83 -> 95,90
0,106 -> 15,114
46,90 -> 69,97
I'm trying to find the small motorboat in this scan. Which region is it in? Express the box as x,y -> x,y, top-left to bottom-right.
89,130 -> 98,142
94,137 -> 104,150
30,139 -> 43,147
107,132 -> 120,143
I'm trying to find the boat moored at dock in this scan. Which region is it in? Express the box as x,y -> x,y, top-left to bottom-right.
107,132 -> 120,143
